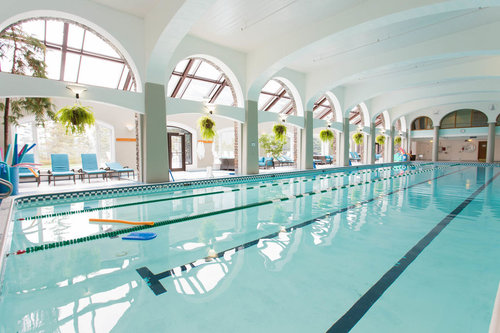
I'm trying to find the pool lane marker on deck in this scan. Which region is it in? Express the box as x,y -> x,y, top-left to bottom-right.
16,166 -> 451,255
135,166 -> 468,296
327,170 -> 500,333
19,167 -> 396,221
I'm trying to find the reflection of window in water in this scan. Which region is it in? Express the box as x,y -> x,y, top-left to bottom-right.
310,215 -> 340,246
257,229 -> 302,271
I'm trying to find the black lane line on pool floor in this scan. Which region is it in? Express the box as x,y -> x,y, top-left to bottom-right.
327,170 -> 500,333
136,167 -> 468,296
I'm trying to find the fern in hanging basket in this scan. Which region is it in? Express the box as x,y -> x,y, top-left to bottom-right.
198,115 -> 216,140
352,132 -> 363,145
394,136 -> 402,145
273,123 -> 287,142
376,135 -> 386,145
56,104 -> 95,134
319,129 -> 334,143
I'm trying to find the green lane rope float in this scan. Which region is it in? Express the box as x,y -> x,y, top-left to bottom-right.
13,165 -> 453,256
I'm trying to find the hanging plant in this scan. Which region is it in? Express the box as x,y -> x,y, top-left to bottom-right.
198,115 -> 216,140
394,136 -> 402,145
376,135 -> 386,145
352,132 -> 363,145
319,129 -> 334,143
273,123 -> 287,142
56,104 -> 95,134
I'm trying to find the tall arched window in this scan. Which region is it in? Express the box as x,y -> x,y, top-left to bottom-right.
440,109 -> 487,129
167,57 -> 237,106
349,105 -> 364,126
0,18 -> 137,90
411,117 -> 433,130
258,79 -> 296,115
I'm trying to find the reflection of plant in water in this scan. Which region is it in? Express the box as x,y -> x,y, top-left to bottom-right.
199,219 -> 216,245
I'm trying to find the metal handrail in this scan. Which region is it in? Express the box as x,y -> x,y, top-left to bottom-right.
0,178 -> 13,198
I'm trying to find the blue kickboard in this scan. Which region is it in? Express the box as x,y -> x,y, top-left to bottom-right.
122,232 -> 157,240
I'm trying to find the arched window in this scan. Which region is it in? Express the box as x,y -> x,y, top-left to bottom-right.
0,18 -> 136,90
15,120 -> 114,168
258,79 -> 296,115
349,105 -> 364,126
394,119 -> 402,132
167,58 -> 237,106
375,113 -> 385,130
411,117 -> 433,130
440,109 -> 487,129
313,95 -> 335,120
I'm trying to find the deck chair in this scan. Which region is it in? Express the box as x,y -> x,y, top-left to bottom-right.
81,154 -> 107,182
18,154 -> 40,186
49,154 -> 75,185
105,162 -> 134,179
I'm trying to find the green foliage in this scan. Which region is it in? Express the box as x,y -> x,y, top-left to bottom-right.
376,135 -> 386,145
1,24 -> 55,150
259,133 -> 286,158
273,123 -> 287,142
319,128 -> 334,143
394,136 -> 402,145
352,132 -> 363,145
198,115 -> 216,140
57,104 -> 95,134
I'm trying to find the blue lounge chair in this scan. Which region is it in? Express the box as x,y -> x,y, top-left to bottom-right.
258,157 -> 274,169
81,154 -> 107,182
49,154 -> 75,185
18,154 -> 40,186
105,162 -> 134,179
277,156 -> 294,166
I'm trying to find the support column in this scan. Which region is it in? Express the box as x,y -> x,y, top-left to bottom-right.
302,110 -> 314,169
336,132 -> 342,166
389,126 -> 395,163
142,82 -> 169,183
341,117 -> 350,166
487,122 -> 496,163
432,125 -> 440,162
369,123 -> 376,164
241,100 -> 259,175
406,130 -> 411,154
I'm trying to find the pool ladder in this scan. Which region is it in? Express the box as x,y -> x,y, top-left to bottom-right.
0,178 -> 13,199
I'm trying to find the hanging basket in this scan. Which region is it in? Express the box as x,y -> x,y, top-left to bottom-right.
198,115 -> 216,140
394,136 -> 402,145
319,129 -> 334,143
273,123 -> 287,142
376,135 -> 386,145
352,132 -> 363,145
56,104 -> 95,134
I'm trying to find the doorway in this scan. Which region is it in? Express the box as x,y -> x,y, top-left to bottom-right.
478,141 -> 487,162
168,133 -> 186,171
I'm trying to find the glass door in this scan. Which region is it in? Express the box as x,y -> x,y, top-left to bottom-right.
168,133 -> 185,171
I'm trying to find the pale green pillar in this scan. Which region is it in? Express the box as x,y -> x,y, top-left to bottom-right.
388,126 -> 395,163
342,117 -> 350,166
302,110 -> 314,169
241,100 -> 259,174
487,122 -> 496,163
432,125 -> 440,162
142,82 -> 169,182
369,122 -> 376,164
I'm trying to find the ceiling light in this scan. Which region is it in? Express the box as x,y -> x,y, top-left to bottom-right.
66,84 -> 87,99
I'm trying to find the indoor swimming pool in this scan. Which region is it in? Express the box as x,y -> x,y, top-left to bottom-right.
0,163 -> 499,332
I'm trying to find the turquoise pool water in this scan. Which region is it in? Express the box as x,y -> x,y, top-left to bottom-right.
0,163 -> 499,332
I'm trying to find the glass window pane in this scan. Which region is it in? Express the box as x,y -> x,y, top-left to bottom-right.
16,123 -> 34,145
213,86 -> 235,106
471,110 -> 487,127
181,79 -> 215,101
64,52 -> 81,82
188,59 -> 201,75
67,24 -> 84,50
195,61 -> 222,80
45,49 -> 61,80
455,109 -> 470,128
441,114 -> 455,129
78,56 -> 123,88
258,94 -> 273,110
262,80 -> 282,93
267,98 -> 291,113
83,32 -> 120,58
167,75 -> 181,96
19,21 -> 45,40
96,123 -> 113,165
174,59 -> 189,73
45,20 -> 64,45
117,66 -> 128,90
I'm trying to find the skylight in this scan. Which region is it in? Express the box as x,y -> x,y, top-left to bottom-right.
258,79 -> 296,115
